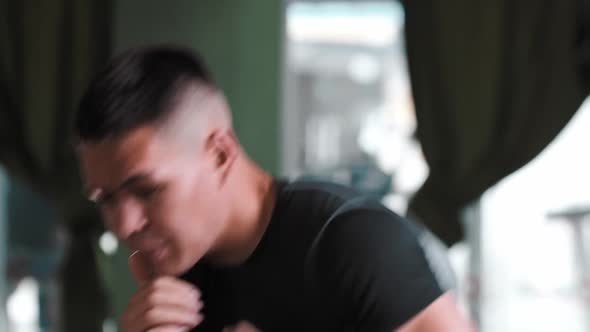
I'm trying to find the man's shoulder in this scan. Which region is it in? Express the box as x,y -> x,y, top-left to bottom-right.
312,197 -> 422,257
272,178 -> 357,230
302,195 -> 445,331
275,177 -> 420,242
279,178 -> 360,201
277,178 -> 391,215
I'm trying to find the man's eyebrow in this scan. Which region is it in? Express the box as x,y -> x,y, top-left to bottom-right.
118,172 -> 152,190
85,172 -> 153,203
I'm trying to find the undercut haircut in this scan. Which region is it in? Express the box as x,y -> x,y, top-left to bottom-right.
75,45 -> 216,141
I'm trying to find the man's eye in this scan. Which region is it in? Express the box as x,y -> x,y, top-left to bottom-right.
135,186 -> 162,200
92,192 -> 114,206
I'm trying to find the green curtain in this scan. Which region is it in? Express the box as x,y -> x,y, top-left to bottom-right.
404,0 -> 590,245
1,0 -> 112,330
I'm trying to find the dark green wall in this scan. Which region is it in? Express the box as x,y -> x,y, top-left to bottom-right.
114,0 -> 283,173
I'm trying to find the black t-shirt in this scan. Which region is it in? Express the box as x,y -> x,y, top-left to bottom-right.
181,179 -> 445,332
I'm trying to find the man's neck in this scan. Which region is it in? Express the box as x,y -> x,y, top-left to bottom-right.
205,158 -> 277,266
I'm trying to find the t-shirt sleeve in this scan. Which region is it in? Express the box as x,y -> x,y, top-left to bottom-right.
307,208 -> 444,331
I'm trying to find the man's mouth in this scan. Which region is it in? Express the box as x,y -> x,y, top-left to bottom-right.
144,246 -> 168,263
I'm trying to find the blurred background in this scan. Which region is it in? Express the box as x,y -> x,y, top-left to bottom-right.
1,0 -> 590,331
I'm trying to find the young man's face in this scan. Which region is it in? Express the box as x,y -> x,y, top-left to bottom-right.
78,126 -> 228,276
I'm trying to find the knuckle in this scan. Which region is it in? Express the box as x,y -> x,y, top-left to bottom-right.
144,307 -> 159,323
152,277 -> 169,289
146,282 -> 160,294
145,291 -> 160,306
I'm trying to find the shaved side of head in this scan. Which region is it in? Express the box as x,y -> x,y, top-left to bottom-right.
157,82 -> 235,152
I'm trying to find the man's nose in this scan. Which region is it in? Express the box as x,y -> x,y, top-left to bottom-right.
108,197 -> 147,239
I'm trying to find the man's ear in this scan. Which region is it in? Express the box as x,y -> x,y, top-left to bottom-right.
205,128 -> 238,183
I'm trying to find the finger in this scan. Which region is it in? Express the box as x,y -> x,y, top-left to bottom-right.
128,289 -> 203,321
146,324 -> 192,332
223,321 -> 260,332
129,251 -> 154,285
126,300 -> 203,325
125,278 -> 203,327
123,304 -> 202,332
130,277 -> 202,310
233,321 -> 260,332
122,303 -> 200,332
138,306 -> 203,332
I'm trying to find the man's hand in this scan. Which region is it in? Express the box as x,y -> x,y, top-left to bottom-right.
222,321 -> 261,332
121,251 -> 204,332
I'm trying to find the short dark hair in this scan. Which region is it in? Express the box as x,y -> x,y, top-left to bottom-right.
75,45 -> 215,141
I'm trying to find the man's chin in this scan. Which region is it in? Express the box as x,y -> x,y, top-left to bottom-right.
158,257 -> 201,277
150,265 -> 176,277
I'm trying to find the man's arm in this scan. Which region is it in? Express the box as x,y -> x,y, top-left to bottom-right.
396,292 -> 475,332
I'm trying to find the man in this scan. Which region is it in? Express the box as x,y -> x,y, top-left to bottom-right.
75,46 -> 474,332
